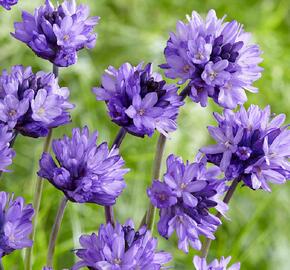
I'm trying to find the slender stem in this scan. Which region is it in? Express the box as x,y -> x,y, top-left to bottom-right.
200,177 -> 240,258
139,84 -> 190,231
144,134 -> 167,232
111,128 -> 127,148
104,206 -> 115,227
46,197 -> 68,267
25,65 -> 58,270
104,128 -> 127,226
24,129 -> 53,270
53,65 -> 59,79
0,260 -> 3,270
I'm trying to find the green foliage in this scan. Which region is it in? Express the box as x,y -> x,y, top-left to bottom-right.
1,0 -> 290,269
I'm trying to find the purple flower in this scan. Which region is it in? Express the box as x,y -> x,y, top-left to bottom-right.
0,124 -> 15,172
147,155 -> 227,253
160,9 -> 263,108
201,105 -> 290,191
0,65 -> 73,138
0,192 -> 34,258
38,127 -> 129,205
93,62 -> 183,138
193,256 -> 240,270
72,219 -> 171,269
0,0 -> 17,10
12,0 -> 99,67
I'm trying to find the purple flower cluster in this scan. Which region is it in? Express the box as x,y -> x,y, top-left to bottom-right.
38,127 -> 129,205
0,125 -> 15,172
147,155 -> 227,253
201,105 -> 290,191
160,10 -> 263,109
0,0 -> 17,10
193,256 -> 240,270
93,62 -> 183,137
12,0 -> 99,67
0,192 -> 34,258
0,65 -> 73,138
73,220 -> 171,269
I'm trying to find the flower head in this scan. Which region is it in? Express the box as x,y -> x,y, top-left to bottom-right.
201,105 -> 290,191
12,0 -> 99,67
0,0 -> 17,10
193,256 -> 240,270
0,125 -> 15,172
0,65 -> 73,138
72,219 -> 171,269
93,62 -> 183,137
38,127 -> 129,205
160,9 -> 263,108
0,192 -> 34,258
147,154 -> 227,253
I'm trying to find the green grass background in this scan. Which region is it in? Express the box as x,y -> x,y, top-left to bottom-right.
1,0 -> 290,269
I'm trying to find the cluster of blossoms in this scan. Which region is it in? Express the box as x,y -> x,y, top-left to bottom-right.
38,127 -> 129,205
93,62 -> 184,137
201,105 -> 290,191
0,65 -> 73,138
12,0 -> 99,67
0,125 -> 15,172
1,0 -> 289,268
147,154 -> 228,253
73,220 -> 171,269
0,192 -> 34,258
160,9 -> 263,109
0,0 -> 17,10
193,256 -> 240,270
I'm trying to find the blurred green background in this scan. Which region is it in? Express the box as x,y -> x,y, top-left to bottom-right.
1,0 -> 290,269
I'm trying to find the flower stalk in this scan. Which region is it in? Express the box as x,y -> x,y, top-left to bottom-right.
200,177 -> 241,258
104,128 -> 127,226
145,134 -> 167,232
47,196 -> 68,267
24,65 -> 58,270
141,84 -> 189,231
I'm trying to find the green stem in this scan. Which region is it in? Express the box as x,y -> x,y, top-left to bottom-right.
144,134 -> 167,232
200,177 -> 240,258
104,128 -> 127,226
24,64 -> 58,270
46,197 -> 68,267
24,129 -> 53,270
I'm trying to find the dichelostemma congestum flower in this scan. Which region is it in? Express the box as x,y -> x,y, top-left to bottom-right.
0,65 -> 74,138
160,9 -> 263,109
12,0 -> 99,67
93,62 -> 183,138
0,192 -> 34,258
72,219 -> 172,269
147,154 -> 228,253
201,105 -> 290,192
38,126 -> 129,205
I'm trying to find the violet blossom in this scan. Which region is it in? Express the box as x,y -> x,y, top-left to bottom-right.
147,154 -> 227,253
72,219 -> 171,269
0,192 -> 34,257
160,9 -> 263,108
0,65 -> 73,138
93,62 -> 183,138
38,127 -> 129,205
12,0 -> 99,67
201,105 -> 290,191
193,256 -> 240,270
